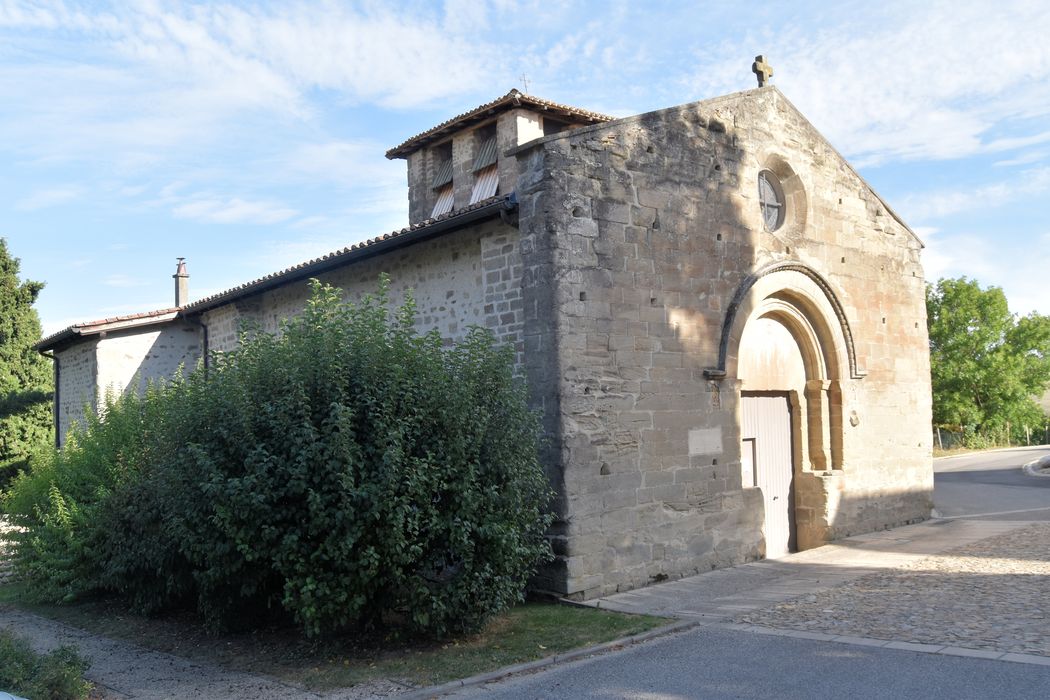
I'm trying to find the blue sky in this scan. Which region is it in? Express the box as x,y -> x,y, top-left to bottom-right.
2,0 -> 1048,336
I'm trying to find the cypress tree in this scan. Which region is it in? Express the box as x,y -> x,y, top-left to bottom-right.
0,238 -> 53,483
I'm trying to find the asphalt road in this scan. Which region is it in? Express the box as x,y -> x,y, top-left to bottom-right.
933,445 -> 1050,521
444,446 -> 1050,699
451,626 -> 1050,700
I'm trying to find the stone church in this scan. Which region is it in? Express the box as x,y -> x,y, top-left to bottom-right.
37,74 -> 933,599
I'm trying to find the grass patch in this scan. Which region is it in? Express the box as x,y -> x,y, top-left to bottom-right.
296,602 -> 667,689
933,447 -> 975,458
0,627 -> 92,700
0,583 -> 667,691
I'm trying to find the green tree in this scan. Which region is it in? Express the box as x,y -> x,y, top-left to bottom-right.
0,238 -> 53,483
927,277 -> 1050,444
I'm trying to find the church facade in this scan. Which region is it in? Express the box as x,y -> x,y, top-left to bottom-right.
37,84 -> 933,599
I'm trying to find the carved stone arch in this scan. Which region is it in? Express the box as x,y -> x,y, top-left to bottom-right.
726,262 -> 862,555
751,294 -> 830,381
704,262 -> 865,381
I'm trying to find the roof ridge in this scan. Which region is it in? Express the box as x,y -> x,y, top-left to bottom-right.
183,194 -> 516,312
36,307 -> 181,350
385,89 -> 614,159
37,196 -> 517,351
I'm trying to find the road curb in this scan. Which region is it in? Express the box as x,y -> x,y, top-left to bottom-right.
397,619 -> 695,699
713,622 -> 1050,667
935,445 -> 1050,461
1022,456 -> 1050,477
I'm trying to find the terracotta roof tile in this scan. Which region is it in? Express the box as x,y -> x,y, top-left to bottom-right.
36,307 -> 180,351
184,194 -> 516,312
37,196 -> 516,352
385,89 -> 614,159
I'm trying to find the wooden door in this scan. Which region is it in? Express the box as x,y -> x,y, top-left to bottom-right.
741,393 -> 796,558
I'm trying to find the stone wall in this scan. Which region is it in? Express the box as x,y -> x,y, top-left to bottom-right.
514,86 -> 932,599
95,322 -> 202,402
406,108 -> 547,225
55,340 -> 97,446
53,321 -> 203,446
201,220 -> 525,363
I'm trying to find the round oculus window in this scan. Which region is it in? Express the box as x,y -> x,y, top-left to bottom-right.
758,171 -> 785,231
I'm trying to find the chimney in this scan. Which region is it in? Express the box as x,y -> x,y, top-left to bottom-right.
173,257 -> 189,307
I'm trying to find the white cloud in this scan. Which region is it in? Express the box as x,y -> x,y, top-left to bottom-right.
442,0 -> 491,35
118,183 -> 149,197
921,231 -> 998,285
1008,232 -> 1050,315
172,195 -> 297,225
984,130 -> 1050,154
14,185 -> 83,210
38,296 -> 176,336
994,150 -> 1050,167
0,1 -> 500,174
284,140 -> 403,190
922,229 -> 1050,316
900,167 -> 1050,222
686,0 -> 1050,165
245,235 -> 362,276
39,315 -> 87,336
289,215 -> 331,230
103,274 -> 147,288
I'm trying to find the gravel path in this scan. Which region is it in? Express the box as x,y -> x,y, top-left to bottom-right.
1,513 -> 411,699
740,522 -> 1050,656
0,607 -> 414,700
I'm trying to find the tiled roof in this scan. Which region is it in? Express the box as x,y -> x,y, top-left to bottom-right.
36,307 -> 180,351
36,195 -> 517,353
385,89 -> 614,159
184,194 -> 517,313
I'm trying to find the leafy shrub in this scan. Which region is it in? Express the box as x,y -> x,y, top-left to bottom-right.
2,386 -> 164,603
5,278 -> 553,638
0,629 -> 91,700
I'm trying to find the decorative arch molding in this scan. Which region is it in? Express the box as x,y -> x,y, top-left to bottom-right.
704,262 -> 867,381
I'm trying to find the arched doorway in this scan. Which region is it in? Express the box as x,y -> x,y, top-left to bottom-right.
738,313 -> 808,557
717,265 -> 857,558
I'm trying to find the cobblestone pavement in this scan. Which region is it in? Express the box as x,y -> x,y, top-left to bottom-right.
587,518 -> 1027,623
740,522 -> 1050,657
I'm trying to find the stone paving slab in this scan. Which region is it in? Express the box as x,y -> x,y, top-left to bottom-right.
585,518 -> 1027,622
739,522 -> 1050,658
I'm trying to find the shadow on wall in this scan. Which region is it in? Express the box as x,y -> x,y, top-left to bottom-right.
806,482 -> 933,552
100,323 -> 203,402
515,98 -> 776,595
59,322 -> 203,446
515,89 -> 932,597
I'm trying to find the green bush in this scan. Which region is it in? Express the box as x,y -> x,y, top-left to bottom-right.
5,279 -> 553,638
2,385 -> 163,603
0,629 -> 91,700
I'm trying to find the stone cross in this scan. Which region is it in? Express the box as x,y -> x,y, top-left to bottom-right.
752,55 -> 773,87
